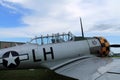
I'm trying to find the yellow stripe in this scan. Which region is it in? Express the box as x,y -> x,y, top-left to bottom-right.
105,43 -> 109,47
102,47 -> 106,52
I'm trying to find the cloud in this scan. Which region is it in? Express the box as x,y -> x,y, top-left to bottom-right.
0,0 -> 31,15
0,0 -> 17,10
0,0 -> 120,40
89,23 -> 120,32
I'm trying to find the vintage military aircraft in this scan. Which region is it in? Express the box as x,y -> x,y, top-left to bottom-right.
0,18 -> 120,80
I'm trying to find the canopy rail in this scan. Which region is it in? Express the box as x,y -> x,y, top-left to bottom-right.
29,32 -> 75,45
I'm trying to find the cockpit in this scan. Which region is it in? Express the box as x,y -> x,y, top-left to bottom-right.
29,32 -> 75,45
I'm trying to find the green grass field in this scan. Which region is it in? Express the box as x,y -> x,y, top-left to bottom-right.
0,69 -> 75,80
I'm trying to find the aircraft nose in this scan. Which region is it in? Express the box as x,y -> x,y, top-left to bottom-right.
95,37 -> 110,57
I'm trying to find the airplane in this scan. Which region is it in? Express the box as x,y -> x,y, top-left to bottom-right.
0,18 -> 120,80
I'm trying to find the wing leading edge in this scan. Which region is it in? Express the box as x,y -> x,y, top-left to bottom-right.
93,58 -> 120,80
53,57 -> 119,80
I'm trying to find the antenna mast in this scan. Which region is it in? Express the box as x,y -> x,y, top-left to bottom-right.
80,17 -> 84,38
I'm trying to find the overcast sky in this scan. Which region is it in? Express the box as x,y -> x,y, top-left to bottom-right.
0,0 -> 120,44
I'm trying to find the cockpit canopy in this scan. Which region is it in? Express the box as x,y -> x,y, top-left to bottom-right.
29,32 -> 75,45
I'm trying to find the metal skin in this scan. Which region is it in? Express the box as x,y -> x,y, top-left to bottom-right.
0,36 -> 109,70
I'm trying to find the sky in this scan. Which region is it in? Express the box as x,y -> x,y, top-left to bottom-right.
0,0 -> 120,45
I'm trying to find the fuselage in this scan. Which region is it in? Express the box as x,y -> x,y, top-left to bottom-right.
0,37 -> 103,70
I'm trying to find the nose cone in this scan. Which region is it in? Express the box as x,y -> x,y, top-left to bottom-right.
95,37 -> 110,57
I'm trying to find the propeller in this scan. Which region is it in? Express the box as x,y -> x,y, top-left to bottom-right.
110,44 -> 120,47
80,17 -> 84,38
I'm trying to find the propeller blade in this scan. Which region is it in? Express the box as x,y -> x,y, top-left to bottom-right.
80,17 -> 84,38
110,44 -> 120,47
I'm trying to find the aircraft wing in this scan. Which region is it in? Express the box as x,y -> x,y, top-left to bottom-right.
46,56 -> 120,80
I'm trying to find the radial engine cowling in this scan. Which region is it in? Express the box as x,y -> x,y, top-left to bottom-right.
95,37 -> 110,57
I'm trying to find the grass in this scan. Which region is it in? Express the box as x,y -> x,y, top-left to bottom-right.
0,69 -> 75,80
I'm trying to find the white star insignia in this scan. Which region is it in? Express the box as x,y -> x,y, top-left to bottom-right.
4,52 -> 18,67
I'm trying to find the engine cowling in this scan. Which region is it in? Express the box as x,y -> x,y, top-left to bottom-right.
95,37 -> 110,57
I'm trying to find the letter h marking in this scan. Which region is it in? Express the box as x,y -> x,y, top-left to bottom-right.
43,47 -> 54,61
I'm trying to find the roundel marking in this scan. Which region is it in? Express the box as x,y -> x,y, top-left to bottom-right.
92,40 -> 97,45
2,51 -> 20,68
